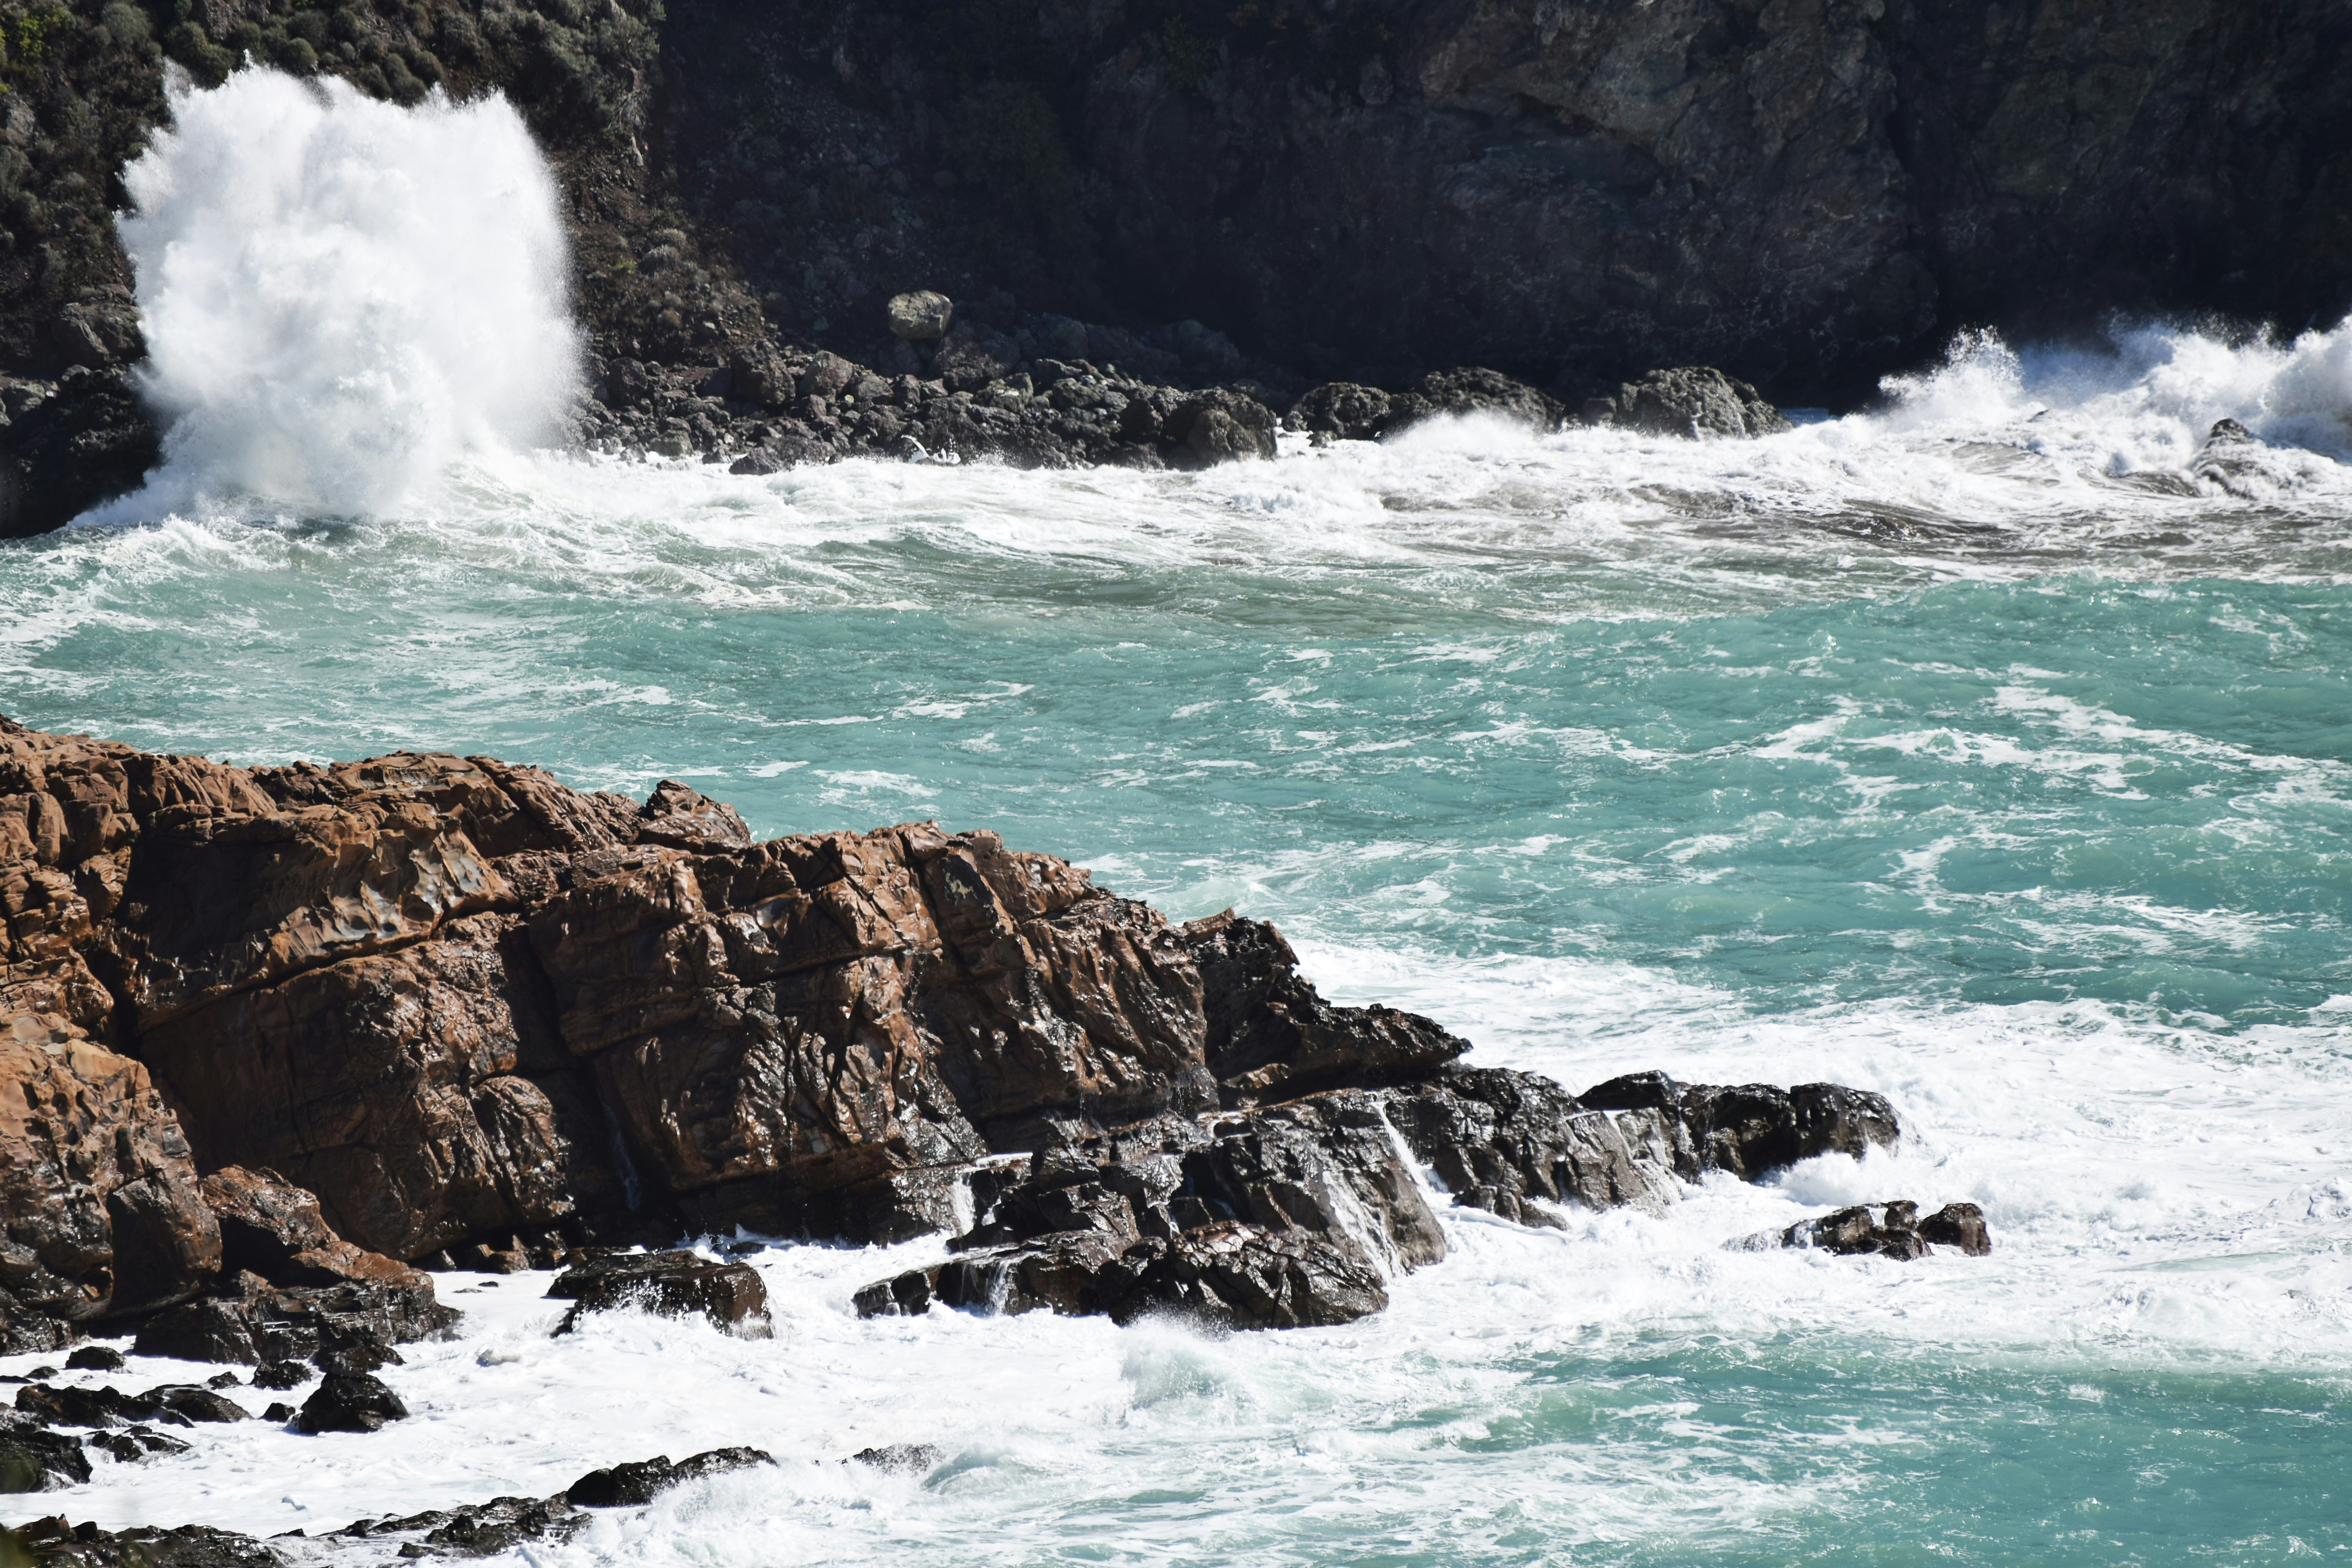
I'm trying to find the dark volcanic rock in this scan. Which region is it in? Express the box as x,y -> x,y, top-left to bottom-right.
4,1515 -> 279,1566
1384,369 -> 1566,436
1917,1202 -> 1994,1256
295,1372 -> 408,1435
1749,1200 -> 1994,1260
0,1414 -> 91,1492
1160,390 -> 1278,465
333,1494 -> 586,1557
62,1348 -> 123,1372
1583,368 -> 1792,439
88,1424 -> 193,1463
546,1251 -> 771,1337
1183,912 -> 1468,1104
132,1277 -> 456,1367
1285,383 -> 1394,443
0,370 -> 160,540
1383,1067 -> 1674,1227
15,1381 -> 246,1428
565,1446 -> 773,1507
851,1442 -> 944,1474
1579,1073 -> 1900,1180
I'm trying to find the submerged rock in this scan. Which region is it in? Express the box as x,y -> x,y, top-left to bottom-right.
850,1443 -> 944,1474
1738,1200 -> 1993,1259
565,1446 -> 773,1507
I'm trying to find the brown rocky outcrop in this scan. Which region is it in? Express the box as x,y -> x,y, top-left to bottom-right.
0,715 -> 1938,1351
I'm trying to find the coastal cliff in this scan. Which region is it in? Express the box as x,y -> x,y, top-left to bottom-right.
0,0 -> 2342,520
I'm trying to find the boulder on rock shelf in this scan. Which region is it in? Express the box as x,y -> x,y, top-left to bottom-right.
545,1251 -> 771,1338
565,1446 -> 774,1507
886,290 -> 954,341
1383,368 -> 1566,435
198,1167 -> 427,1292
1582,367 -> 1790,439
1284,382 -> 1392,441
132,1275 -> 457,1367
296,1371 -> 408,1434
1160,390 -> 1278,465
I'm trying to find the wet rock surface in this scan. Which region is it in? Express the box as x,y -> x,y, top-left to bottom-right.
295,1373 -> 408,1436
2,1515 -> 279,1566
1740,1200 -> 1995,1260
546,1251 -> 771,1338
0,716 -> 1949,1359
850,1443 -> 944,1474
565,1446 -> 773,1507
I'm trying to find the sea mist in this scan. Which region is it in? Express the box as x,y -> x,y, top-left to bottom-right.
112,66 -> 579,519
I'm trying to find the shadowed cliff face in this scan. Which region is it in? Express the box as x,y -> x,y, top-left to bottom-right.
660,0 -> 2352,399
0,0 -> 2345,526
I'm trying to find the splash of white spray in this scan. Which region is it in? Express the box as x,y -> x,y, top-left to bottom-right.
107,66 -> 579,519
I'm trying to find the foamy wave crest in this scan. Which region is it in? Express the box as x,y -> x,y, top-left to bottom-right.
102,66 -> 579,520
1878,318 -> 2352,474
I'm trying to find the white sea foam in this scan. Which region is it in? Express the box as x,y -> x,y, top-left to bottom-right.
97,67 -> 578,521
7,967 -> 2343,1562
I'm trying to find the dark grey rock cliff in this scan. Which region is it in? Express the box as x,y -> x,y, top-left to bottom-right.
0,0 -> 2345,529
664,0 -> 2352,399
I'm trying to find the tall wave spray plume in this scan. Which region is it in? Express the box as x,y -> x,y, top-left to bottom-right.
105,67 -> 579,520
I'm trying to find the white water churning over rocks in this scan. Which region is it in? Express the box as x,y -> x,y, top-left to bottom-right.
111,67 -> 579,519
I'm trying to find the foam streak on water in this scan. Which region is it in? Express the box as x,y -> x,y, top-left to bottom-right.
6,301 -> 2352,1555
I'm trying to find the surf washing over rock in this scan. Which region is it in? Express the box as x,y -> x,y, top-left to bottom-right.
101,68 -> 578,521
0,10 -> 2348,1568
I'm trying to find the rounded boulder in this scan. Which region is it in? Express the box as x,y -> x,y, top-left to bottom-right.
886,290 -> 955,341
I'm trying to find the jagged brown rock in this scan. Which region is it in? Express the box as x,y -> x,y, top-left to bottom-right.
1,716 -> 1929,1352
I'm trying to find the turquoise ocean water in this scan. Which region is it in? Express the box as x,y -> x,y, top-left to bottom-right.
2,334 -> 2348,1563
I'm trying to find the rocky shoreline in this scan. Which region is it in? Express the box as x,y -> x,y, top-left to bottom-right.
0,715 -> 1988,1550
0,312 -> 1791,538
